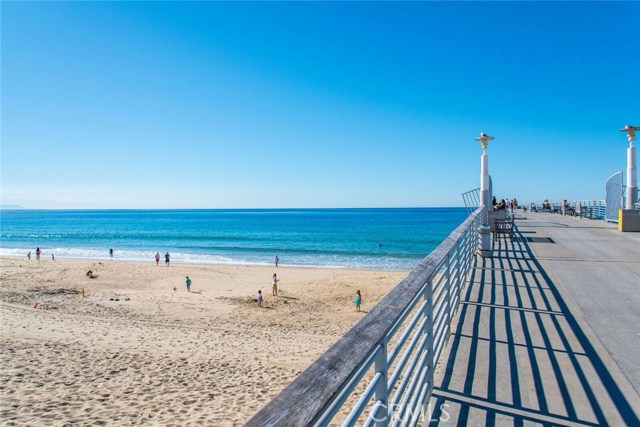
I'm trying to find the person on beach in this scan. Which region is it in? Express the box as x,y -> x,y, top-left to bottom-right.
155,252 -> 160,266
36,247 -> 41,261
165,252 -> 170,266
275,255 -> 279,268
354,290 -> 362,312
27,252 -> 31,260
272,273 -> 279,296
257,290 -> 263,307
86,270 -> 98,279
51,254 -> 55,261
185,276 -> 192,292
109,248 -> 114,258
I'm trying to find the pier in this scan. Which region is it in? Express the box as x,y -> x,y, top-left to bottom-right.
431,211 -> 640,426
246,210 -> 640,426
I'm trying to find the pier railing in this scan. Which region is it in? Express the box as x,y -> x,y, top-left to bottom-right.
246,207 -> 483,427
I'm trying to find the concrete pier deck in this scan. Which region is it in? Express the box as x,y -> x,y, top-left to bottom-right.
431,212 -> 640,426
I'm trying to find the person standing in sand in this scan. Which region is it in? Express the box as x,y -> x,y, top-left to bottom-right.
155,252 -> 160,266
354,290 -> 362,312
257,290 -> 263,307
272,273 -> 279,296
185,276 -> 192,292
275,255 -> 279,268
27,252 -> 31,260
36,247 -> 41,261
165,252 -> 170,266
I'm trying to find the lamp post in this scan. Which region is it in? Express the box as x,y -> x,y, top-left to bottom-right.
475,132 -> 494,258
620,125 -> 639,209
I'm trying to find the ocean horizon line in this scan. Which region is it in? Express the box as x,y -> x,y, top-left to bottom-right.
0,206 -> 468,212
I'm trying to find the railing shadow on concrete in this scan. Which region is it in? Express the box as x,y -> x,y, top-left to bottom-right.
245,208 -> 483,427
429,225 -> 640,426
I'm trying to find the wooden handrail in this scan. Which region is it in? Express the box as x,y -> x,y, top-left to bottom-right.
245,207 -> 483,427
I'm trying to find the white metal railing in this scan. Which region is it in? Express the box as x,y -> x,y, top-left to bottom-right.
246,207 -> 483,427
574,200 -> 606,220
461,187 -> 480,215
530,200 -> 607,220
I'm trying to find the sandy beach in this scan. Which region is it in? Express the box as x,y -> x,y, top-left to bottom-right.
0,256 -> 407,426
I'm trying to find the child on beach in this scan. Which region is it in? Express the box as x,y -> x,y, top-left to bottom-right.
272,273 -> 279,296
257,290 -> 263,307
355,290 -> 362,312
185,276 -> 192,292
155,252 -> 160,266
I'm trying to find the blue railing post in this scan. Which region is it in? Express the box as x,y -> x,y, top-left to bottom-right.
424,277 -> 435,405
374,341 -> 389,427
444,253 -> 451,330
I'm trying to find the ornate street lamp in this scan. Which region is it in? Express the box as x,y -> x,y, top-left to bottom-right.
475,133 -> 494,257
620,125 -> 639,209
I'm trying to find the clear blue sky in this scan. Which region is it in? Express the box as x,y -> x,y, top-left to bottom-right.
2,1 -> 639,209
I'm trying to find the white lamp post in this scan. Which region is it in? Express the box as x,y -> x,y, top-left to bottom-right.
620,125 -> 639,209
475,132 -> 494,257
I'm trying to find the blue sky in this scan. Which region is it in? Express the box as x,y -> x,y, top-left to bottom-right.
2,1 -> 639,209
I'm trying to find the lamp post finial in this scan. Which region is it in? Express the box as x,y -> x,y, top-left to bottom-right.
475,132 -> 495,152
620,125 -> 639,147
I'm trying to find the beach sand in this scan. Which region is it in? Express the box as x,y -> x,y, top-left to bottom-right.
0,257 -> 407,426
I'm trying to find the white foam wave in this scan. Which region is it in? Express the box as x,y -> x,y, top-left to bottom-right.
0,247 -> 416,271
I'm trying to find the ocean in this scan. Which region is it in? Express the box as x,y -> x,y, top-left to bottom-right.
0,208 -> 469,271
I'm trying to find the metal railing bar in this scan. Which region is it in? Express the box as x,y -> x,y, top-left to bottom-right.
313,345 -> 382,427
387,315 -> 428,391
387,301 -> 427,367
342,372 -> 384,427
433,324 -> 448,363
406,378 -> 431,427
388,333 -> 429,410
386,286 -> 427,342
362,400 -> 385,427
400,366 -> 430,427
391,348 -> 430,427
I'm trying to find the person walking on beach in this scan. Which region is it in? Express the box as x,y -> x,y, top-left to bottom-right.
272,273 -> 279,296
165,252 -> 170,266
109,248 -> 114,258
275,255 -> 279,268
36,247 -> 41,261
155,252 -> 160,266
257,290 -> 263,307
354,290 -> 362,312
185,276 -> 192,292
51,254 -> 55,261
27,252 -> 31,261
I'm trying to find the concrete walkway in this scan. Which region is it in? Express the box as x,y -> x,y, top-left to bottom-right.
431,212 -> 640,427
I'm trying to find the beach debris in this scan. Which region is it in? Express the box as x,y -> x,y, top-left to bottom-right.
33,288 -> 80,296
33,301 -> 39,309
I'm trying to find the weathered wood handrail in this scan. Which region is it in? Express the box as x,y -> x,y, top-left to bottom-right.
245,207 -> 483,427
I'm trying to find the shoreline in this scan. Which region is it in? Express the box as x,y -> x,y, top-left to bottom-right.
0,256 -> 408,425
0,254 -> 414,273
